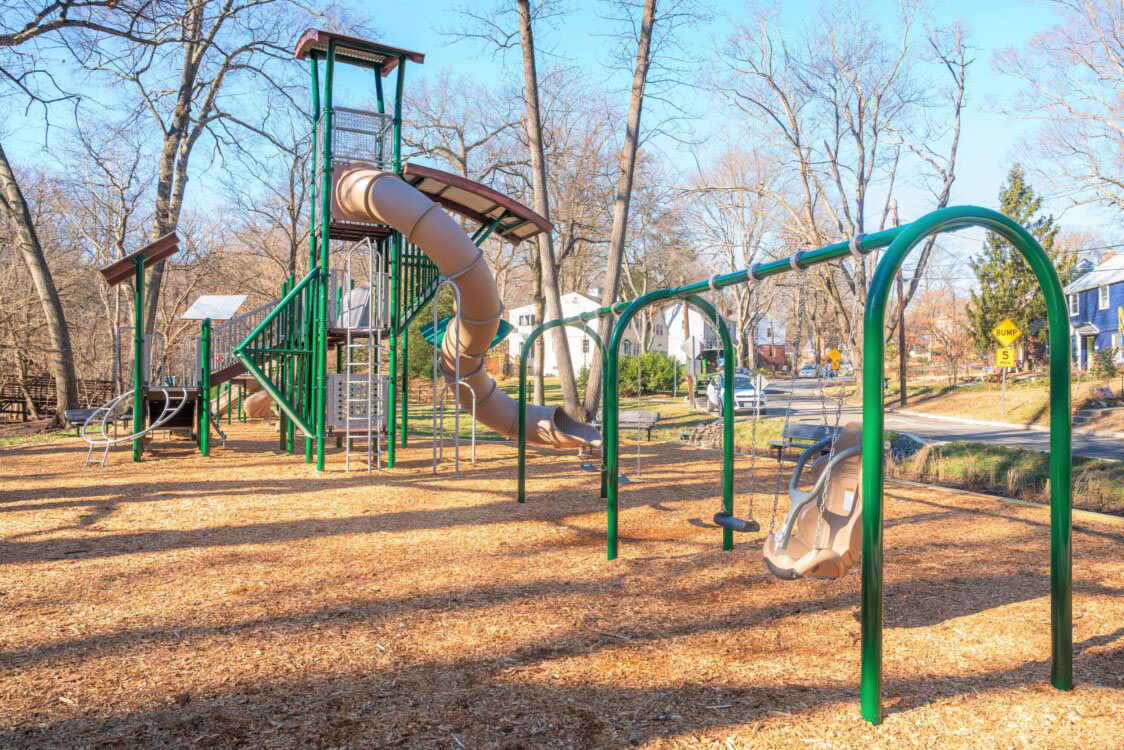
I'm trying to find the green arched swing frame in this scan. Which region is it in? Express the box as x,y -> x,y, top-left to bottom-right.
595,205 -> 1071,725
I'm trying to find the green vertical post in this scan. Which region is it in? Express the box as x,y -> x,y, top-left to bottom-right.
199,318 -> 211,457
686,295 -> 734,552
132,255 -> 146,462
306,56 -> 320,464
401,244 -> 409,448
859,206 -> 1071,724
314,40 -> 336,471
387,56 -> 406,467
387,234 -> 400,468
400,247 -> 409,448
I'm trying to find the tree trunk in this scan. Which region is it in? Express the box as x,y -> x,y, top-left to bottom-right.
0,142 -> 78,426
581,0 -> 657,420
533,254 -> 545,405
517,0 -> 581,416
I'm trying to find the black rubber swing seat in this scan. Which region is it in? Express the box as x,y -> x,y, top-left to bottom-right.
713,512 -> 760,532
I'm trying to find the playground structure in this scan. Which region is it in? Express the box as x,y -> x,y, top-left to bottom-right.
82,30 -> 592,472
71,29 -> 1076,727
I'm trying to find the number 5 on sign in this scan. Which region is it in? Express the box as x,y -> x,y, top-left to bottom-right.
996,346 -> 1016,368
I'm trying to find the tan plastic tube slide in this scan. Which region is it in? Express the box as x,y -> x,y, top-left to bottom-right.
213,388 -> 276,420
334,166 -> 601,449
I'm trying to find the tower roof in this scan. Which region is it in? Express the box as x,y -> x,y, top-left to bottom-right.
293,29 -> 425,75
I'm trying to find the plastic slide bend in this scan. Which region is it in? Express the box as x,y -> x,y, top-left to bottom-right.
334,167 -> 601,449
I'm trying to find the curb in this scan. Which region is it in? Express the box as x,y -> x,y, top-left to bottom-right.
887,409 -> 1124,441
887,478 -> 1124,528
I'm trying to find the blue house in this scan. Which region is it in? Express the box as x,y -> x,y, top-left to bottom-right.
1064,254 -> 1124,370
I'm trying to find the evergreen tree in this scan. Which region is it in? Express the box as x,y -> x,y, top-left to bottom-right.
966,165 -> 1072,363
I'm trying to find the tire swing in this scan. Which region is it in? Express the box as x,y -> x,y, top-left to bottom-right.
761,240 -> 866,580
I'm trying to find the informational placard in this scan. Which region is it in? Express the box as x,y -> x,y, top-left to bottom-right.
991,318 -> 1022,347
181,295 -> 248,321
996,346 -> 1016,369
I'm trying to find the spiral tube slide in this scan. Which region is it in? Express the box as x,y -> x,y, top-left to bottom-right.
334,167 -> 601,449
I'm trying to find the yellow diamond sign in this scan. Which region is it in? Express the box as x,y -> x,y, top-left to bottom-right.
991,318 -> 1022,347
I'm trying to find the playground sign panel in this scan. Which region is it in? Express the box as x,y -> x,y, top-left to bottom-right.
995,346 -> 1016,369
991,318 -> 1022,347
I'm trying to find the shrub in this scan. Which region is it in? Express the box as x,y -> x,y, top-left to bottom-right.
1092,347 -> 1118,379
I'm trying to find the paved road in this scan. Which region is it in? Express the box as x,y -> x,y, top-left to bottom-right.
741,379 -> 1124,462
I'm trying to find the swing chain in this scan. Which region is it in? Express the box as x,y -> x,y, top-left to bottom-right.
769,269 -> 808,535
810,241 -> 866,550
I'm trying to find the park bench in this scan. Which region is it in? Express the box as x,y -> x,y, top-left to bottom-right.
64,408 -> 130,436
769,422 -> 840,463
595,410 -> 661,441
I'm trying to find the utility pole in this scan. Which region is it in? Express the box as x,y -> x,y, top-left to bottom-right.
897,271 -> 907,407
893,201 -> 907,407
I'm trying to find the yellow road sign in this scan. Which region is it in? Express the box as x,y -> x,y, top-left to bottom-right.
827,348 -> 842,371
991,317 -> 1022,347
996,346 -> 1016,368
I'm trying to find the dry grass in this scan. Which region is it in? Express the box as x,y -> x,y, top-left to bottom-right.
1,424 -> 1121,749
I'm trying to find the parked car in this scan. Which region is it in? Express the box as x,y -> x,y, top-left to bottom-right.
797,364 -> 820,378
706,373 -> 768,413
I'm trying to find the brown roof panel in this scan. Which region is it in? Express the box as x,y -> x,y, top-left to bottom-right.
402,162 -> 551,245
100,233 -> 180,287
293,29 -> 425,74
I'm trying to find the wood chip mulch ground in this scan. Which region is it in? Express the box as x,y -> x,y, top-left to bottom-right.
1,425 -> 1121,749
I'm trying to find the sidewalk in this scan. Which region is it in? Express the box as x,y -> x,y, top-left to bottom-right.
888,408 -> 1124,440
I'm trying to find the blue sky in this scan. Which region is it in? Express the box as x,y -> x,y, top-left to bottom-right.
3,0 -> 1111,284
345,0 -> 1111,282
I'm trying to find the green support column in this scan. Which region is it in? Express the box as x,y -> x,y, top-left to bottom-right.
387,234 -> 400,467
199,318 -> 211,457
132,255 -> 146,462
386,55 -> 407,467
401,254 -> 409,449
314,40 -> 336,471
306,56 -> 320,464
858,206 -> 1071,724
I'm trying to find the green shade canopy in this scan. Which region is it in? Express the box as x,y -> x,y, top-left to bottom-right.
420,317 -> 513,351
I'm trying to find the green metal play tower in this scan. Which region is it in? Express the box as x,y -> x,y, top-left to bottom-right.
231,31 -> 438,471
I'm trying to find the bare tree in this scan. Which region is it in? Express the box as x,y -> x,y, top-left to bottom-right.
514,0 -> 582,414
48,0 -> 311,332
718,3 -> 931,364
685,148 -> 783,368
0,142 -> 78,424
995,0 -> 1124,217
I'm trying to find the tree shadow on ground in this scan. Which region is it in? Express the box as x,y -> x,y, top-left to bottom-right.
2,623 -> 1118,749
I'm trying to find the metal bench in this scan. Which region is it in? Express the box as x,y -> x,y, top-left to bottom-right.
64,408 -> 130,436
596,410 -> 661,441
768,422 -> 840,462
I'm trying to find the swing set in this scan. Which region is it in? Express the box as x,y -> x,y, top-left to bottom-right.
516,205 -> 1073,725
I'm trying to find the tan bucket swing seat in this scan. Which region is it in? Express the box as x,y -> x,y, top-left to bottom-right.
763,422 -> 863,580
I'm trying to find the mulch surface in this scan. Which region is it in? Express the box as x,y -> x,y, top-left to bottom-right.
1,425 -> 1121,749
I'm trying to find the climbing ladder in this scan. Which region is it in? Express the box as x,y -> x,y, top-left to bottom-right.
340,238 -> 389,472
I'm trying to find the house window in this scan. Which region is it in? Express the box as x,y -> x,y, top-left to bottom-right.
623,340 -> 632,355
517,314 -> 537,327
581,337 -> 590,354
1099,286 -> 1110,310
1068,294 -> 1079,316
655,325 -> 664,336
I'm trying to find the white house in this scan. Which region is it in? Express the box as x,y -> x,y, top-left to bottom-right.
507,291 -> 667,375
664,304 -> 731,363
